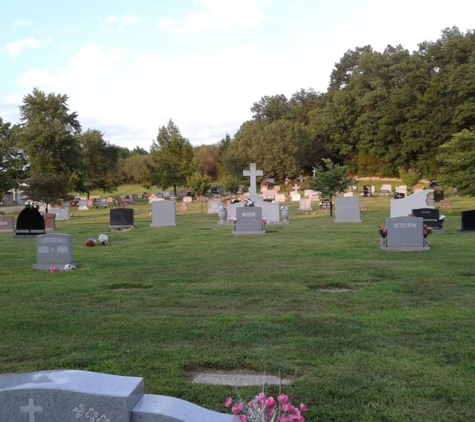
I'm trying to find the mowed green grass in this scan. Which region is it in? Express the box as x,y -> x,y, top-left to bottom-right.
1,191 -> 475,421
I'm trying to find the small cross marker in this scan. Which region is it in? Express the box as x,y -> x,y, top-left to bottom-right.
20,398 -> 43,422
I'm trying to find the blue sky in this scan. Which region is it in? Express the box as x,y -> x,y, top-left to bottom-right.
1,0 -> 475,150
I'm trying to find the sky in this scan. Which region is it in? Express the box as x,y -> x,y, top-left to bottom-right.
1,0 -> 475,150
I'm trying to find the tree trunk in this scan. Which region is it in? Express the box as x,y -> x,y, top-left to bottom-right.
329,196 -> 333,216
173,185 -> 177,197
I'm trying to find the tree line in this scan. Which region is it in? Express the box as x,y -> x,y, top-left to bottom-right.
2,26 -> 475,201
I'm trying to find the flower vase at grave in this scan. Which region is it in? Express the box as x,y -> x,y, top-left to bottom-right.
218,209 -> 226,224
281,208 -> 289,222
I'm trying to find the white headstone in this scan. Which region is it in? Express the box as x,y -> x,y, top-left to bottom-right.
390,190 -> 434,218
298,199 -> 312,211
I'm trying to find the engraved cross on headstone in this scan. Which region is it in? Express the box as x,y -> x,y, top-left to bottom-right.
243,163 -> 263,198
20,398 -> 43,422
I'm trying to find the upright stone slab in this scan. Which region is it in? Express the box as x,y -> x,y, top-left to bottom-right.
412,208 -> 442,230
298,199 -> 312,211
33,233 -> 75,270
77,200 -> 89,211
207,200 -> 221,214
49,208 -> 69,221
381,216 -> 429,251
390,190 -> 434,217
228,197 -> 280,224
0,370 -> 143,422
335,197 -> 361,223
0,215 -> 14,233
234,207 -> 265,235
459,210 -> 475,232
15,206 -> 45,238
151,201 -> 176,227
110,209 -> 134,229
94,199 -> 108,208
0,370 -> 235,422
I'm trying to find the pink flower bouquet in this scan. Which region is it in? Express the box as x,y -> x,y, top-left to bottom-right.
225,392 -> 307,422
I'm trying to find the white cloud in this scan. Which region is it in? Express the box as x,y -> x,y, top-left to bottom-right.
157,0 -> 266,33
10,19 -> 34,27
105,15 -> 118,24
5,37 -> 47,58
123,15 -> 140,25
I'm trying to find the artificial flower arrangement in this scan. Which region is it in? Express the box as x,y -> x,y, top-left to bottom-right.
86,238 -> 96,247
280,205 -> 289,211
98,234 -> 109,245
243,198 -> 255,207
219,205 -> 226,211
262,218 -> 269,226
229,217 -> 238,224
378,225 -> 388,238
225,392 -> 307,422
439,214 -> 446,228
423,224 -> 433,237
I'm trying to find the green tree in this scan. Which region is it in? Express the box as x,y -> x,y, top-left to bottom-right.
120,154 -> 152,185
0,118 -> 26,195
22,173 -> 70,212
436,129 -> 475,195
148,120 -> 195,196
74,130 -> 120,198
398,168 -> 421,193
193,144 -> 220,179
309,158 -> 351,216
187,172 -> 211,196
19,88 -> 81,178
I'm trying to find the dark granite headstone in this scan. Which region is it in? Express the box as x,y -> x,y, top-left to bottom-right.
110,208 -> 134,229
433,187 -> 444,202
363,185 -> 372,197
461,210 -> 475,232
394,192 -> 405,199
15,206 -> 45,237
412,208 -> 441,229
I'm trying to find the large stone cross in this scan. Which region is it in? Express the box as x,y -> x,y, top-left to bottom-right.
243,163 -> 263,198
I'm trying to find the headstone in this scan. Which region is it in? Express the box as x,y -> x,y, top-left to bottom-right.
290,193 -> 301,202
150,201 -> 177,227
207,200 -> 222,214
110,209 -> 134,229
0,370 -> 234,422
440,200 -> 452,211
395,185 -> 408,195
180,202 -> 188,211
228,197 -> 280,223
260,180 -> 268,191
33,233 -> 75,270
275,194 -> 286,203
412,208 -> 442,230
363,185 -> 373,197
309,192 -> 320,202
2,193 -> 14,206
298,199 -> 312,211
78,200 -> 89,211
15,206 -> 45,237
62,201 -> 71,208
261,190 -> 276,200
381,216 -> 429,251
95,199 -> 108,208
381,184 -> 392,192
304,189 -> 314,198
343,191 -> 354,197
43,213 -> 56,231
433,187 -> 444,202
131,194 -> 139,202
243,163 -> 263,198
350,184 -> 358,192
183,196 -> 193,203
49,208 -> 69,221
379,189 -> 390,197
335,197 -> 361,223
460,210 -> 475,232
390,190 -> 434,218
234,207 -> 265,235
0,215 -> 14,232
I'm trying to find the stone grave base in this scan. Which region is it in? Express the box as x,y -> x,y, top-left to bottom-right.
14,230 -> 45,239
110,225 -> 135,230
456,230 -> 475,234
335,220 -> 362,223
431,229 -> 445,234
33,262 -> 77,271
380,246 -> 430,252
232,230 -> 266,236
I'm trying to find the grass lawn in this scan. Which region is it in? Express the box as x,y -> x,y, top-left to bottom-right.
1,190 -> 474,421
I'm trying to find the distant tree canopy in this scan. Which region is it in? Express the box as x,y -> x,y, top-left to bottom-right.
2,27 -> 475,197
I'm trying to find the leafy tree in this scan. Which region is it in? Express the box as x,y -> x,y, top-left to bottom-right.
120,154 -> 152,185
309,158 -> 351,216
19,88 -> 81,178
436,129 -> 475,195
22,173 -> 70,212
193,144 -> 220,179
220,175 -> 241,194
398,168 -> 421,193
74,130 -> 120,198
148,120 -> 195,196
187,172 -> 211,196
251,94 -> 291,122
0,118 -> 26,195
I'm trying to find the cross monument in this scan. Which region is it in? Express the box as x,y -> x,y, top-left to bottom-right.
243,163 -> 263,198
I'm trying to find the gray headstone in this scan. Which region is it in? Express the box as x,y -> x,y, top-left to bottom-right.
0,370 -> 235,422
228,198 -> 280,224
298,199 -> 312,211
151,201 -> 176,227
382,216 -> 429,251
234,207 -> 265,235
49,208 -> 69,221
207,200 -> 221,214
33,233 -> 75,270
335,197 -> 361,223
0,215 -> 14,232
94,199 -> 108,208
77,200 -> 89,211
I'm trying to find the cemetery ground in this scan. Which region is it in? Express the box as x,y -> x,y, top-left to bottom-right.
1,190 -> 475,421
